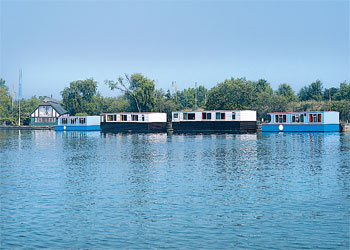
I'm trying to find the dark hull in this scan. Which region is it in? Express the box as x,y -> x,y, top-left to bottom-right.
101,122 -> 167,133
172,121 -> 257,133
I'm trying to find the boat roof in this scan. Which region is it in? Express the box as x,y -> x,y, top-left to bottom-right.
100,112 -> 166,115
173,110 -> 255,113
59,115 -> 100,118
268,111 -> 338,114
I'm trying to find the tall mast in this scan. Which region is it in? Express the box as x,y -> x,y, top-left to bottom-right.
18,69 -> 22,126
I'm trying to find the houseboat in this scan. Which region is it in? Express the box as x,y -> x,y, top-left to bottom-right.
55,116 -> 101,131
171,110 -> 257,133
262,111 -> 340,132
100,112 -> 167,133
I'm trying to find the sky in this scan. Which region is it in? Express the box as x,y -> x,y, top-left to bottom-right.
0,0 -> 349,99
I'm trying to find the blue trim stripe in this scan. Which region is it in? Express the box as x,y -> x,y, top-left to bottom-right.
262,124 -> 340,132
55,125 -> 101,131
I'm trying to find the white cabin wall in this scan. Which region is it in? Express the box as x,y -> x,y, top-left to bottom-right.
323,112 -> 339,124
148,113 -> 167,122
239,111 -> 257,121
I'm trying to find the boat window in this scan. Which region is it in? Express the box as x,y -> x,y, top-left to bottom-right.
276,114 -> 287,123
142,115 -> 145,121
292,114 -> 304,123
70,118 -> 77,124
107,115 -> 115,121
184,113 -> 188,120
309,114 -> 321,123
275,115 -> 278,123
62,118 -> 68,124
202,112 -> 211,120
188,113 -> 195,120
173,113 -> 178,119
79,118 -> 86,124
232,112 -> 236,120
121,115 -> 128,121
132,115 -> 138,121
215,112 -> 226,120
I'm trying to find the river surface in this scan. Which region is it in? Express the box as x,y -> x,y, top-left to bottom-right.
0,130 -> 349,249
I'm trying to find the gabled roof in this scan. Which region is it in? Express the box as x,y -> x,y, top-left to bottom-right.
31,99 -> 69,115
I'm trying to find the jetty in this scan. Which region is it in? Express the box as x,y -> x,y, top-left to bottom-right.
341,123 -> 350,132
0,125 -> 53,130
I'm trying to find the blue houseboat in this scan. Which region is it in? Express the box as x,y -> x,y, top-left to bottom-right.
262,111 -> 340,132
55,116 -> 101,131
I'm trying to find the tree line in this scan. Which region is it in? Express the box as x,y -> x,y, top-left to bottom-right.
0,74 -> 349,125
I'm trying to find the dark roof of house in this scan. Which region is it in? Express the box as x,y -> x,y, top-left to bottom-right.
31,98 -> 69,115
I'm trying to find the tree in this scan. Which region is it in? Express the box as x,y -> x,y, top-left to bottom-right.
276,83 -> 297,102
0,78 -> 11,124
323,87 -> 339,101
338,82 -> 350,100
61,78 -> 98,115
105,73 -> 156,112
298,80 -> 323,101
206,78 -> 254,110
0,78 -> 7,90
251,79 -> 274,120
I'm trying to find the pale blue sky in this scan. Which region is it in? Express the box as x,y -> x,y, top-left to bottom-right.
1,0 -> 349,99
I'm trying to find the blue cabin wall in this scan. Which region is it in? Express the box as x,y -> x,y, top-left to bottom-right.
263,111 -> 340,132
270,112 -> 339,125
55,116 -> 101,131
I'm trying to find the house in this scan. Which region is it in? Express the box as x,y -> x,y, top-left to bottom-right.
30,98 -> 68,126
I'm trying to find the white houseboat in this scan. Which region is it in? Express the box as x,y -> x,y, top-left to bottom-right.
100,112 -> 167,133
55,116 -> 101,131
262,111 -> 340,132
171,110 -> 257,133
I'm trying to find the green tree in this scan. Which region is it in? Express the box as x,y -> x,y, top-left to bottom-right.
0,78 -> 7,89
61,78 -> 98,115
100,96 -> 131,113
298,80 -> 323,101
206,78 -> 254,110
276,83 -> 297,102
251,79 -> 274,120
337,82 -> 350,100
0,78 -> 11,124
323,87 -> 339,101
105,73 -> 156,112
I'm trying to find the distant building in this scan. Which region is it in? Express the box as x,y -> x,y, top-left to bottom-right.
30,98 -> 68,126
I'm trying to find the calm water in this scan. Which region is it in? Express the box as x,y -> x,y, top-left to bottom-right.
0,130 -> 349,249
